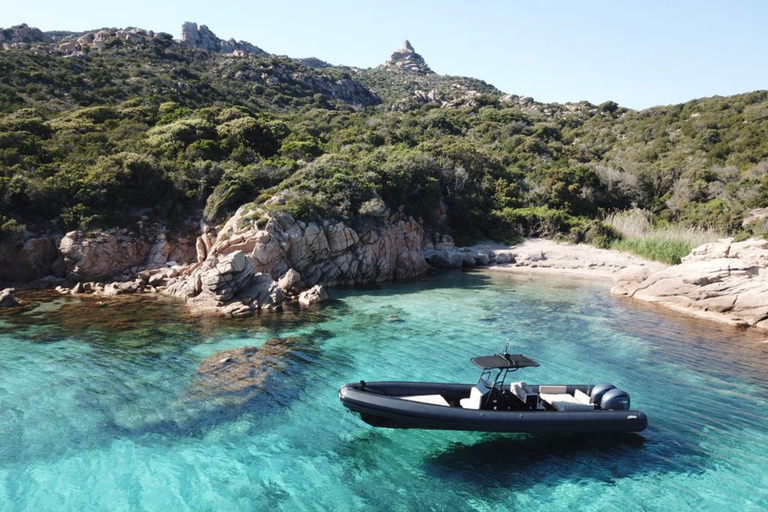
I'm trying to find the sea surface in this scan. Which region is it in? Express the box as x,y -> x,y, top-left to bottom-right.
1,271 -> 767,511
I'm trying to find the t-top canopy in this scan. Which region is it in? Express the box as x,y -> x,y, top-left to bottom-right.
471,353 -> 539,370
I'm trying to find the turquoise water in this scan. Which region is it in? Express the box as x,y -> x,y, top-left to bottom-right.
1,271 -> 767,511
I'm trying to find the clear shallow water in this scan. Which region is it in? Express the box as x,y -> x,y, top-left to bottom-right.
1,271 -> 767,511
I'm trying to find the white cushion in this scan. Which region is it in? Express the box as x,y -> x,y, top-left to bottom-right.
540,392 -> 595,411
574,389 -> 591,404
460,386 -> 484,409
538,385 -> 567,394
401,394 -> 450,406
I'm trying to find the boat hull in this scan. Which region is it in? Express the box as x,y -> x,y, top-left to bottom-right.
339,381 -> 648,433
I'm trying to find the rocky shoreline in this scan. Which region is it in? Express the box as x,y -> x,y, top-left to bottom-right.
2,212 -> 767,333
612,238 -> 768,331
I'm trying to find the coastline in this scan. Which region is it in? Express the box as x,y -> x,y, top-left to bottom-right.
466,238 -> 666,280
4,230 -> 767,335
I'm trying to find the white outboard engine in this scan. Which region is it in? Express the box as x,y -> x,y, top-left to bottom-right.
600,388 -> 631,410
589,383 -> 616,405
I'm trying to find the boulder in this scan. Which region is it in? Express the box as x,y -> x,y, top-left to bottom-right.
102,280 -> 144,296
299,285 -> 328,307
474,252 -> 490,266
611,265 -> 656,297
277,268 -> 302,294
613,239 -> 768,330
0,288 -> 20,307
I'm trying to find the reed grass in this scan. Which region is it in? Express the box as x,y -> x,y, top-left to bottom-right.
605,209 -> 724,264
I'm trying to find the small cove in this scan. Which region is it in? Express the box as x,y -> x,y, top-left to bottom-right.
1,270 -> 767,511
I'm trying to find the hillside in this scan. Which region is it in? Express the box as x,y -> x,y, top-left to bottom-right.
1,22 -> 767,251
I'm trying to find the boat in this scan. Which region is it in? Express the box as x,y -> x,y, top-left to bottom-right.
338,347 -> 648,433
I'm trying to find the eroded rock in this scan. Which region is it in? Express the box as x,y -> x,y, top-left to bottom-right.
298,285 -> 328,307
612,238 -> 768,330
165,208 -> 427,314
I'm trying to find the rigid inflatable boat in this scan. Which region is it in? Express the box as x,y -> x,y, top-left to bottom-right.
338,348 -> 648,433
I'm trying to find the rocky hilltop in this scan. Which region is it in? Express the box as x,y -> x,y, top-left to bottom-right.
381,40 -> 433,74
180,22 -> 266,55
1,23 -> 168,56
0,21 -> 268,56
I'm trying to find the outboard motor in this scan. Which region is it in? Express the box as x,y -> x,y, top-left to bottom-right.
600,388 -> 631,410
589,383 -> 616,405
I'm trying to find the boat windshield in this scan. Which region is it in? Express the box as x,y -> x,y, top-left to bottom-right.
472,352 -> 539,392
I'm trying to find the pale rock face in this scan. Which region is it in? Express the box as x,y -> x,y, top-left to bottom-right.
299,284 -> 328,307
180,21 -> 266,55
382,40 -> 433,75
59,231 -> 151,281
612,239 -> 768,330
164,208 -> 428,315
277,268 -> 302,294
56,228 -> 196,282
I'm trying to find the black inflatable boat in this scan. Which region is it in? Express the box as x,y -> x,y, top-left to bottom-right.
338,348 -> 648,433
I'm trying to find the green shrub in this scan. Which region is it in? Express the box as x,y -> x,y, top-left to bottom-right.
0,214 -> 24,242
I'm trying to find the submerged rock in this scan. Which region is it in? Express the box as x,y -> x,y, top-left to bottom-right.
190,337 -> 303,402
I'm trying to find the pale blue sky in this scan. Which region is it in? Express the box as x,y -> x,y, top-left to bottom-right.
2,0 -> 766,109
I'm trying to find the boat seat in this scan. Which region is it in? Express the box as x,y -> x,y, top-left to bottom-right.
539,389 -> 595,411
459,386 -> 485,410
401,394 -> 450,406
512,381 -> 545,410
574,388 -> 591,405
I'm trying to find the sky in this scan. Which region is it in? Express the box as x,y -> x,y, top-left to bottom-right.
2,0 -> 767,110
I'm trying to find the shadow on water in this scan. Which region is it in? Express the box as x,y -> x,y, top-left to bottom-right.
333,269 -> 495,300
419,429 -> 707,491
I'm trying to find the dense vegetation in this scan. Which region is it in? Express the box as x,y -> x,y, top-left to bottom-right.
1,32 -> 767,255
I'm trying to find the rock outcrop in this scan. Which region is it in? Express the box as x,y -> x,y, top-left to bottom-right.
0,24 -> 52,47
180,22 -> 266,55
0,288 -> 20,307
381,40 -> 433,74
1,25 -> 167,55
612,238 -> 768,330
298,285 -> 328,307
58,228 -> 196,282
164,208 -> 428,315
